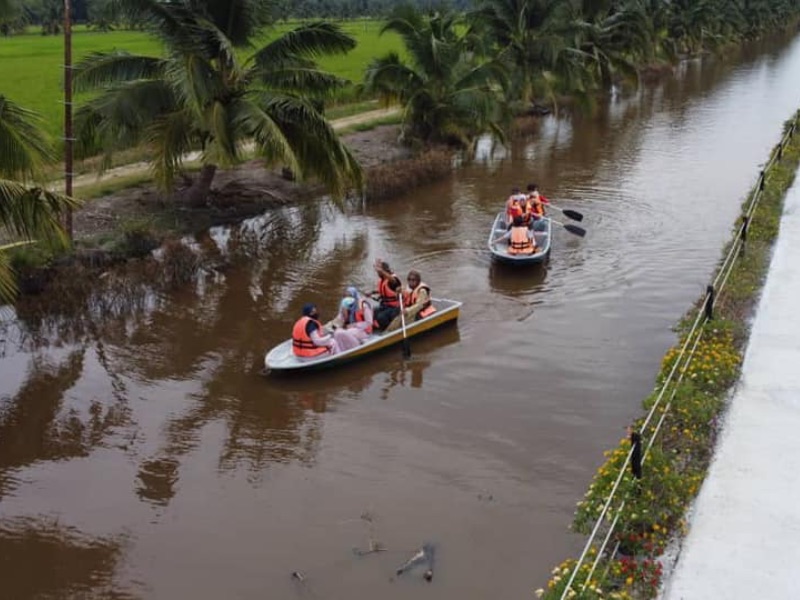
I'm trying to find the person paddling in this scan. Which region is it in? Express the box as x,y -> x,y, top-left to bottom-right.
371,259 -> 403,331
526,183 -> 550,231
386,270 -> 436,331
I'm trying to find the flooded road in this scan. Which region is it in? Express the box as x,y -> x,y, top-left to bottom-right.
2,34 -> 800,599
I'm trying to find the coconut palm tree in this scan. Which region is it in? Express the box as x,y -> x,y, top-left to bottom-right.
468,0 -> 574,107
569,0 -> 651,90
364,7 -> 509,146
0,95 -> 79,303
74,0 -> 362,207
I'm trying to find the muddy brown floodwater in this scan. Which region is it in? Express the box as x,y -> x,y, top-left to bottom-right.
2,33 -> 800,600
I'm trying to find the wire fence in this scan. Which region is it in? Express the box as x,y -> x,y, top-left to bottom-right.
558,110 -> 800,600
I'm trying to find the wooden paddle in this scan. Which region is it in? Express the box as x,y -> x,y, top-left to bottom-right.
551,218 -> 587,237
546,204 -> 584,222
398,291 -> 411,358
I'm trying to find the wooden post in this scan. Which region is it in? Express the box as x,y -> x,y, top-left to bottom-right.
705,285 -> 715,321
64,0 -> 73,241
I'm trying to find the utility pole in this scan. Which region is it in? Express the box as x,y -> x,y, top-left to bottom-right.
64,0 -> 74,241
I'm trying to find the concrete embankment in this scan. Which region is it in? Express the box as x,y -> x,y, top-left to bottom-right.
662,175 -> 800,599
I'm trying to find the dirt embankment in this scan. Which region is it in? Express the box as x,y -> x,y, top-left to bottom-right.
73,121 -> 414,243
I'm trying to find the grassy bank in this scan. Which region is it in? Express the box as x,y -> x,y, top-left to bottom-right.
537,110 -> 800,600
0,20 -> 402,139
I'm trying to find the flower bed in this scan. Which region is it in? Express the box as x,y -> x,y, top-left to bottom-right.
536,110 -> 800,600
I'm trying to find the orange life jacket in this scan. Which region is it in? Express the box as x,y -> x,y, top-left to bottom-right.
292,316 -> 329,358
378,276 -> 400,308
353,298 -> 373,334
508,199 -> 524,221
508,226 -> 535,255
404,282 -> 436,320
528,197 -> 545,217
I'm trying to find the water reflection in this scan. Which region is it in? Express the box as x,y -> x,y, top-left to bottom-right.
0,348 -> 128,500
0,517 -> 134,599
1,31 -> 799,600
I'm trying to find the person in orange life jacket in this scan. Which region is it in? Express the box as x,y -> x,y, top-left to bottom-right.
505,186 -> 527,226
338,286 -> 373,342
371,258 -> 402,331
492,215 -> 536,254
526,182 -> 550,231
386,269 -> 437,332
292,303 -> 337,358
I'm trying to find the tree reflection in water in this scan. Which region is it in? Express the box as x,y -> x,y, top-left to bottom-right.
0,347 -> 129,501
0,516 -> 135,599
2,200 -> 460,515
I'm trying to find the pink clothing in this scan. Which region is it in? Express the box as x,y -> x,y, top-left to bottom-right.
310,328 -> 338,355
333,329 -> 361,352
346,301 -> 373,342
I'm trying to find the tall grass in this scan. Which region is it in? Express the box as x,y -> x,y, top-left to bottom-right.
0,19 -> 403,139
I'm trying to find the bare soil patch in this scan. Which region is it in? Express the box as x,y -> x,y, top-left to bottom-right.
73,124 -> 412,242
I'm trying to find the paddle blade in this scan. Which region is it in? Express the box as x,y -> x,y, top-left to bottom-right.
564,223 -> 587,237
561,209 -> 584,222
402,339 -> 411,359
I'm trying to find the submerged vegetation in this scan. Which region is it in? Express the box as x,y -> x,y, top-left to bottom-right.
536,111 -> 800,599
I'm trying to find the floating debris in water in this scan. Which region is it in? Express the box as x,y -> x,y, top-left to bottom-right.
353,539 -> 386,556
395,543 -> 435,581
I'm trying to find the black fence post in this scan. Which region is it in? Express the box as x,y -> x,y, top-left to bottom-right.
630,431 -> 642,480
760,170 -> 766,191
741,215 -> 749,243
705,285 -> 715,320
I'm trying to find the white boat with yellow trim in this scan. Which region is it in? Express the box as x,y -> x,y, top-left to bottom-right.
264,298 -> 462,373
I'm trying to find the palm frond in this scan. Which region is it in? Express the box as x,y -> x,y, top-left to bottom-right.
75,79 -> 178,161
252,94 -> 363,197
364,53 -> 424,103
234,96 -> 300,175
73,51 -> 168,93
0,245 -> 18,305
0,178 -> 79,243
203,100 -> 238,167
0,95 -> 55,181
190,0 -> 273,47
251,22 -> 356,68
142,109 -> 197,190
255,66 -> 348,99
117,0 -> 208,55
166,53 -> 226,115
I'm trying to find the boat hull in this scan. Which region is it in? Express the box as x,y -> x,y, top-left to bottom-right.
264,298 -> 461,373
487,212 -> 551,265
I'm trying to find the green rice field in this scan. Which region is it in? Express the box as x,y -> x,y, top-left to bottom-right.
0,20 -> 403,139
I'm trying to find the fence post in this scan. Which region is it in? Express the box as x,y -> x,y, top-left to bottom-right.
760,170 -> 766,191
705,285 -> 715,320
741,215 -> 749,243
630,431 -> 642,480
778,143 -> 783,160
